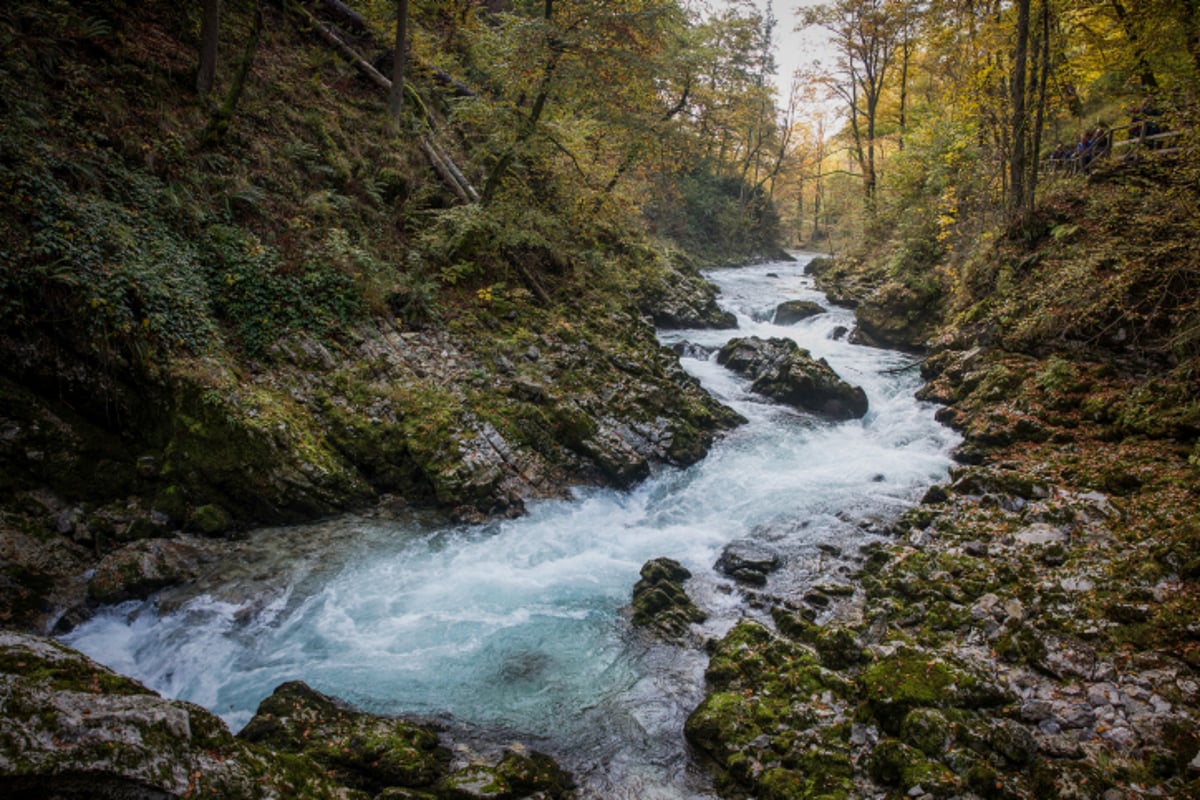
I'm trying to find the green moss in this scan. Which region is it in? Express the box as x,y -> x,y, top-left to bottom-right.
868,738 -> 959,796
238,681 -> 449,792
900,708 -> 952,757
188,503 -> 231,535
439,764 -> 511,798
860,648 -> 1004,733
758,763 -> 851,800
0,641 -> 147,696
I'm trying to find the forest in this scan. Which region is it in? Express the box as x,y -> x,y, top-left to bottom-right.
1,0 -> 1199,798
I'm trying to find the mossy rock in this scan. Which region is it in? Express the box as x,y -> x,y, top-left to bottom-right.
757,761 -> 851,800
900,707 -> 952,757
868,738 -> 959,796
703,620 -> 840,696
990,718 -> 1037,766
860,648 -> 1006,734
187,503 -> 232,536
151,484 -> 188,524
439,764 -> 511,799
814,625 -> 862,670
630,557 -> 707,638
772,606 -> 821,644
238,681 -> 450,792
494,749 -> 574,798
0,632 -> 346,798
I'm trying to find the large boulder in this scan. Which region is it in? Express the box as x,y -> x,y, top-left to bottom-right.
772,299 -> 826,325
716,336 -> 868,419
239,680 -> 450,793
0,631 -> 347,799
851,280 -> 941,351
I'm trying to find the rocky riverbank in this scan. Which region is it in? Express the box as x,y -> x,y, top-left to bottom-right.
682,341 -> 1200,799
0,254 -> 745,635
0,630 -> 575,799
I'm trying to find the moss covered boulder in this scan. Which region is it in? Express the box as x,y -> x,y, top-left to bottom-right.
0,632 -> 347,799
685,621 -> 854,797
860,647 -> 1008,734
716,336 -> 868,419
238,680 -> 450,793
630,557 -> 707,638
852,279 -> 941,351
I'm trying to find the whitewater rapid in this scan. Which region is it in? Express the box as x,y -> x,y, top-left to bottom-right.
63,254 -> 959,798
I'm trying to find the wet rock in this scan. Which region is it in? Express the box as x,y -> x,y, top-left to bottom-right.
772,299 -> 826,325
630,557 -> 707,638
0,632 -> 346,799
239,680 -> 450,792
715,540 -> 782,586
88,535 -> 218,604
670,341 -> 715,360
716,336 -> 868,419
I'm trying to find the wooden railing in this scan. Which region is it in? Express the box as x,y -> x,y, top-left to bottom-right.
1044,121 -> 1183,175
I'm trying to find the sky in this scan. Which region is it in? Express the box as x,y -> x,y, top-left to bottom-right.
772,0 -> 838,97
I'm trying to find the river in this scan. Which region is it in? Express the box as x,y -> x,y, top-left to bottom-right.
63,254 -> 959,798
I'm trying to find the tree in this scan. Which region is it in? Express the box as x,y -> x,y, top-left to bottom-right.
388,0 -> 409,120
800,0 -> 907,202
1009,0 -> 1031,219
197,0 -> 220,97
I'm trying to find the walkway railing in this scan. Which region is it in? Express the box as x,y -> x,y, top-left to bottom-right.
1044,121 -> 1183,175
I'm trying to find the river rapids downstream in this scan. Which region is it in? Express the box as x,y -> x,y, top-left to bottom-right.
63,255 -> 959,798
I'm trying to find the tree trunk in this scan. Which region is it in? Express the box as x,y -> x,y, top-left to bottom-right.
201,3 -> 262,146
197,0 -> 220,97
898,27 -> 910,151
1027,0 -> 1051,210
1009,0 -> 1031,219
388,0 -> 409,120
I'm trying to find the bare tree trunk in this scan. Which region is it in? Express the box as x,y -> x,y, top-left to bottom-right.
197,0 -> 220,97
388,0 -> 409,120
898,27 -> 910,151
202,3 -> 262,146
1009,0 -> 1031,220
1027,0 -> 1052,210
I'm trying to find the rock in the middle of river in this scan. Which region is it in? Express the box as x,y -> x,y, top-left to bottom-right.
716,336 -> 868,419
